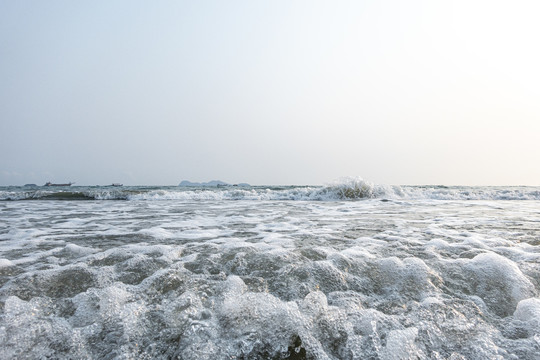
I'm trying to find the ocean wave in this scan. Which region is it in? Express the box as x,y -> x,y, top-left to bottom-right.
0,190 -> 129,201
1,179 -> 540,201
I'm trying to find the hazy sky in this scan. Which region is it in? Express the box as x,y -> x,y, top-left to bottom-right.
1,0 -> 539,186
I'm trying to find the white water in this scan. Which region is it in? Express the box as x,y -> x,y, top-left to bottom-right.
1,190 -> 539,358
2,179 -> 540,201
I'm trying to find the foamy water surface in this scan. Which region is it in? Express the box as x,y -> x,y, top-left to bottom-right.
1,183 -> 539,359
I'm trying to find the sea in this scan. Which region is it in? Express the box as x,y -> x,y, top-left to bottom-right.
1,178 -> 539,359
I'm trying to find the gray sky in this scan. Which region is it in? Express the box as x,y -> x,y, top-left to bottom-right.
1,0 -> 539,186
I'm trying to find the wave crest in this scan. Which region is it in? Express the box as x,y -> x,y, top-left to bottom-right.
323,177 -> 400,199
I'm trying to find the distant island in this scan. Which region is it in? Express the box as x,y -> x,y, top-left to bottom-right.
178,180 -> 250,187
44,182 -> 74,187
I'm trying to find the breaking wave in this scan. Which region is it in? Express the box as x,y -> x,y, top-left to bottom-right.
1,178 -> 540,201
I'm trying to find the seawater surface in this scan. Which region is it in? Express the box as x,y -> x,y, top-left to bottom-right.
1,180 -> 539,359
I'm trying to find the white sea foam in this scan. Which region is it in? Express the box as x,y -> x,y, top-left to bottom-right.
138,227 -> 175,239
465,252 -> 535,317
514,298 -> 540,323
0,193 -> 539,359
381,327 -> 421,360
0,258 -> 14,268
